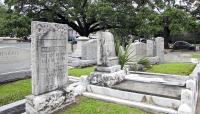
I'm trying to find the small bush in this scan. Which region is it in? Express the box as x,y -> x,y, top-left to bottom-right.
129,64 -> 145,71
137,58 -> 151,68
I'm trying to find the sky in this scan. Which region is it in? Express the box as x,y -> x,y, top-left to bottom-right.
0,0 -> 4,4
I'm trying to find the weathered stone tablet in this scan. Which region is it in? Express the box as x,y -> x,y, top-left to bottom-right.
31,21 -> 68,95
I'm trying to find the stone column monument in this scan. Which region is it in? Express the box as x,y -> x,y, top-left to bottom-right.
89,31 -> 125,87
73,36 -> 89,58
155,37 -> 164,63
26,21 -> 75,114
146,40 -> 154,57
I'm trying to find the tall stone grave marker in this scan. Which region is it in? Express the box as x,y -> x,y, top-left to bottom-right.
82,39 -> 97,60
146,40 -> 154,57
89,31 -> 125,87
96,31 -> 118,67
73,36 -> 89,58
155,37 -> 164,63
26,21 -> 74,114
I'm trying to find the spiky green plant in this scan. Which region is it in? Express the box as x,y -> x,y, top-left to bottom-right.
118,41 -> 134,69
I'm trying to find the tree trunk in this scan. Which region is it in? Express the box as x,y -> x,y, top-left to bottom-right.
163,26 -> 170,49
163,16 -> 170,49
78,30 -> 90,37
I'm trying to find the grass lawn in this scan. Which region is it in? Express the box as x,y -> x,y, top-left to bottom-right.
146,63 -> 196,75
0,79 -> 31,106
0,66 -> 95,106
192,54 -> 200,59
69,66 -> 95,77
61,96 -> 148,114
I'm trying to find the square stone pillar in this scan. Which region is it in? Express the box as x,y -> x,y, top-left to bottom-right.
146,40 -> 154,57
155,37 -> 164,63
73,36 -> 89,58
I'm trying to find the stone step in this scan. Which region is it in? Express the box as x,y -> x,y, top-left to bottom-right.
127,72 -> 188,86
83,92 -> 178,114
112,80 -> 184,100
86,85 -> 180,110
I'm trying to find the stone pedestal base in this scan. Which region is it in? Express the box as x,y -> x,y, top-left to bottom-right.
26,90 -> 75,114
95,65 -> 121,73
89,66 -> 126,87
68,57 -> 96,67
106,57 -> 119,67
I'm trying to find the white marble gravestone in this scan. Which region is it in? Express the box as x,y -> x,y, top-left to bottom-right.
73,36 -> 89,58
82,39 -> 97,60
155,37 -> 164,63
146,40 -> 154,57
89,31 -> 125,87
96,31 -> 118,67
128,42 -> 147,63
26,21 -> 74,114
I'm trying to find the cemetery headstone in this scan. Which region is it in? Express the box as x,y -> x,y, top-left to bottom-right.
73,36 -> 89,58
128,42 -> 147,63
96,31 -> 118,67
89,31 -> 125,87
26,21 -> 74,114
82,39 -> 97,60
146,40 -> 154,57
155,37 -> 164,63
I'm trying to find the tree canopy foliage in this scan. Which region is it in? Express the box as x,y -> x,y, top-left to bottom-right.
4,0 -> 153,36
0,4 -> 31,38
1,0 -> 200,46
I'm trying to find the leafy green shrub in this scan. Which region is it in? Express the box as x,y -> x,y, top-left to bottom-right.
137,58 -> 151,68
129,64 -> 145,71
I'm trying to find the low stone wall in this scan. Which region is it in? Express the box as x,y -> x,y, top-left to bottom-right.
0,100 -> 25,114
0,70 -> 31,83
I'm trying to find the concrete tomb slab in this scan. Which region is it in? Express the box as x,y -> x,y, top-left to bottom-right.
112,80 -> 184,100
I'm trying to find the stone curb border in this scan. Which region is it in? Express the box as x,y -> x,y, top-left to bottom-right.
0,70 -> 31,84
0,100 -> 25,114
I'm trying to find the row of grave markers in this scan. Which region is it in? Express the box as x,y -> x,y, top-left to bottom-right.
26,21 -> 199,114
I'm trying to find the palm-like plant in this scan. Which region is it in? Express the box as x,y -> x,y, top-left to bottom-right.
114,36 -> 134,69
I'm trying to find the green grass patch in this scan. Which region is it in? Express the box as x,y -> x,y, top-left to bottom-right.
0,79 -> 31,106
146,63 -> 195,75
0,66 -> 95,106
61,96 -> 148,114
192,54 -> 200,59
69,66 -> 95,77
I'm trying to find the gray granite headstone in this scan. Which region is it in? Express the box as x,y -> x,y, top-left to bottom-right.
31,21 -> 68,95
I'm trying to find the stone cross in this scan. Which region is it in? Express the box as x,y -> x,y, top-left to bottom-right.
31,21 -> 68,95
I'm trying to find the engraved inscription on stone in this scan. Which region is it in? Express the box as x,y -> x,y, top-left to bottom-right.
31,21 -> 68,95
